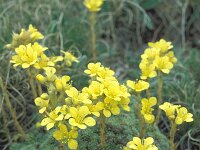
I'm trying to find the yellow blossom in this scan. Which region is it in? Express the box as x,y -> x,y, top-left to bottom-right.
34,53 -> 54,69
28,24 -> 44,41
104,81 -> 122,101
65,87 -> 92,105
166,51 -> 177,64
55,75 -> 71,91
69,106 -> 96,129
41,108 -> 64,130
159,102 -> 180,120
61,50 -> 79,66
119,97 -> 130,112
88,81 -> 104,99
102,97 -> 120,117
84,62 -> 103,77
34,93 -> 49,113
86,102 -> 104,117
127,80 -> 149,92
139,61 -> 157,80
154,56 -> 173,74
97,67 -> 115,80
83,0 -> 104,12
148,39 -> 173,53
141,97 -> 157,124
11,44 -> 38,68
37,67 -> 57,83
175,107 -> 193,125
141,48 -> 160,61
53,124 -> 78,149
124,137 -> 158,150
6,24 -> 44,50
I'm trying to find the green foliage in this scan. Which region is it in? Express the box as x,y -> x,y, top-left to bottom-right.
10,109 -> 169,150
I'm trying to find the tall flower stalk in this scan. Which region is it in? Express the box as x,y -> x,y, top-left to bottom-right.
83,1 -> 106,149
160,102 -> 193,150
155,71 -> 163,124
27,69 -> 38,99
90,12 -> 97,61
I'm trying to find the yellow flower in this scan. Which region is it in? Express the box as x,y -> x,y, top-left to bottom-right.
11,44 -> 38,68
6,24 -> 44,50
86,102 -> 104,117
84,62 -> 103,77
148,39 -> 173,53
83,0 -> 104,12
154,56 -> 173,74
119,97 -> 130,112
141,97 -> 157,124
88,81 -> 104,99
175,107 -> 193,125
102,97 -> 120,117
53,124 -> 78,150
28,24 -> 44,41
34,53 -> 54,69
34,93 -> 49,113
37,67 -> 57,83
65,87 -> 92,105
104,81 -> 122,101
139,61 -> 157,80
127,80 -> 149,92
166,51 -> 177,64
141,48 -> 160,61
124,137 -> 158,150
97,67 -> 115,80
50,56 -> 64,64
41,108 -> 64,130
55,75 -> 71,91
159,102 -> 179,120
61,51 -> 79,67
69,106 -> 96,129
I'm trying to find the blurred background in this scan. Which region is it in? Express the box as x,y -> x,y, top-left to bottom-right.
0,0 -> 200,149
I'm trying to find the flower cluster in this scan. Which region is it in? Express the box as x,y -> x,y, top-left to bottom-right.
141,97 -> 157,124
124,137 -> 158,150
140,39 -> 177,79
8,25 -> 78,71
34,62 -> 130,149
83,62 -> 131,117
159,102 -> 193,125
83,0 -> 104,12
6,24 -> 44,50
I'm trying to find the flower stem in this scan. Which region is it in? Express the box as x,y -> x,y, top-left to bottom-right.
169,121 -> 177,150
100,113 -> 106,150
27,69 -> 37,99
137,93 -> 145,138
146,79 -> 151,98
90,12 -> 97,61
36,80 -> 42,96
155,71 -> 163,125
0,76 -> 26,140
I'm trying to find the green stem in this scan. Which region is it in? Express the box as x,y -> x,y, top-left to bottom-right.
0,76 -> 26,140
90,12 -> 97,61
169,121 -> 177,150
155,71 -> 163,125
36,80 -> 42,96
27,69 -> 37,99
100,113 -> 106,150
137,93 -> 146,138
